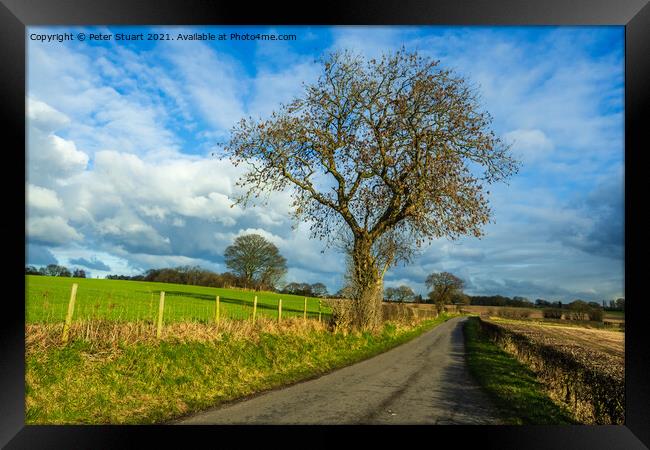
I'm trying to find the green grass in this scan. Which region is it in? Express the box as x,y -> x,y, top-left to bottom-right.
463,317 -> 576,424
26,314 -> 453,424
26,275 -> 331,324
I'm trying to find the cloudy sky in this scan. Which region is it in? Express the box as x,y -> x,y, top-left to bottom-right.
26,25 -> 624,302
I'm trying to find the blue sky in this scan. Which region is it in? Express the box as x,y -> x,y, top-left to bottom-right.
26,25 -> 624,302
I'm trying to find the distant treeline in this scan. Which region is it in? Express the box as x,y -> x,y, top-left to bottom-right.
468,295 -> 535,308
26,263 -> 330,297
108,266 -> 331,297
26,264 -> 87,278
467,295 -> 624,312
107,266 -> 248,289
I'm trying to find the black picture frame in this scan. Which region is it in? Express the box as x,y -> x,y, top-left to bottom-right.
2,0 -> 648,448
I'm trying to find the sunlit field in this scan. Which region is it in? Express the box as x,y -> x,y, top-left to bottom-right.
26,275 -> 330,324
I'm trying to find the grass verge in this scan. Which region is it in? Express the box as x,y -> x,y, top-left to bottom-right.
26,314 -> 453,424
463,316 -> 576,424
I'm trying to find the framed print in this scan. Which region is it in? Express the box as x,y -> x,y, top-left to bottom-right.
2,0 -> 649,448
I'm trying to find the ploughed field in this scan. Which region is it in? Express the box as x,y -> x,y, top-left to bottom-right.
480,317 -> 624,424
459,304 -> 624,328
26,275 -> 330,324
487,317 -> 623,370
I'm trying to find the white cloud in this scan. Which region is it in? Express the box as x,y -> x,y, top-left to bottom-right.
503,129 -> 554,164
27,97 -> 70,131
26,183 -> 64,214
90,150 -> 243,225
95,213 -> 171,254
248,60 -> 320,119
27,98 -> 89,185
28,44 -> 181,158
164,39 -> 247,130
28,216 -> 83,245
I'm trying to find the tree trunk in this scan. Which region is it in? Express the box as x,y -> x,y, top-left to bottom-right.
350,237 -> 384,331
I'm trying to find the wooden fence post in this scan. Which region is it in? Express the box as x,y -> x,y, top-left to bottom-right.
304,297 -> 307,321
252,295 -> 258,322
318,300 -> 322,323
215,295 -> 220,324
278,299 -> 282,323
156,291 -> 165,339
61,283 -> 78,344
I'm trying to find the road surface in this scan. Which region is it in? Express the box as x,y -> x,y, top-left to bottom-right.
175,316 -> 503,425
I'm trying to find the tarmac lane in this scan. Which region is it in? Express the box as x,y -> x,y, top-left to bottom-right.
174,316 -> 503,425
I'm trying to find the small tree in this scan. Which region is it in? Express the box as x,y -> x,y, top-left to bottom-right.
335,285 -> 355,299
40,264 -> 71,277
395,285 -> 415,303
543,308 -> 563,319
451,291 -> 470,305
384,285 -> 415,303
25,265 -> 41,275
426,272 -> 464,312
282,282 -> 304,295
384,287 -> 399,302
568,300 -> 590,321
311,282 -> 328,297
72,268 -> 86,278
224,49 -> 518,331
588,307 -> 603,322
224,234 -> 288,290
615,298 -> 625,311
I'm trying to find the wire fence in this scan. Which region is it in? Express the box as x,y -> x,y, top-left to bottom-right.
26,278 -> 332,335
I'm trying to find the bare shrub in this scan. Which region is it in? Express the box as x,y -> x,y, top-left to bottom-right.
588,308 -> 603,322
516,309 -> 531,319
324,299 -> 355,333
568,311 -> 588,321
497,308 -> 531,319
381,302 -> 417,323
543,308 -> 563,319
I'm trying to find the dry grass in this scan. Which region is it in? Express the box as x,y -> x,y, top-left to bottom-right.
26,315 -> 451,424
324,299 -> 438,334
26,317 -> 330,353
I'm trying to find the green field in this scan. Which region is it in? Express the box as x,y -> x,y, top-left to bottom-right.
26,275 -> 331,324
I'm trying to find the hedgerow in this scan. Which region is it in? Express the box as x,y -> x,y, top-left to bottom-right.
477,318 -> 623,424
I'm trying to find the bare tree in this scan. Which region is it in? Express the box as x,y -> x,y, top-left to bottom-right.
311,282 -> 328,297
426,272 -> 464,312
385,285 -> 415,303
224,49 -> 518,330
384,287 -> 400,302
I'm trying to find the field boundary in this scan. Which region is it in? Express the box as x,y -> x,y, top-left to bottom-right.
477,317 -> 624,424
463,317 -> 575,424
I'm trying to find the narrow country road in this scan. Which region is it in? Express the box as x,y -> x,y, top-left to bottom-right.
174,316 -> 504,425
